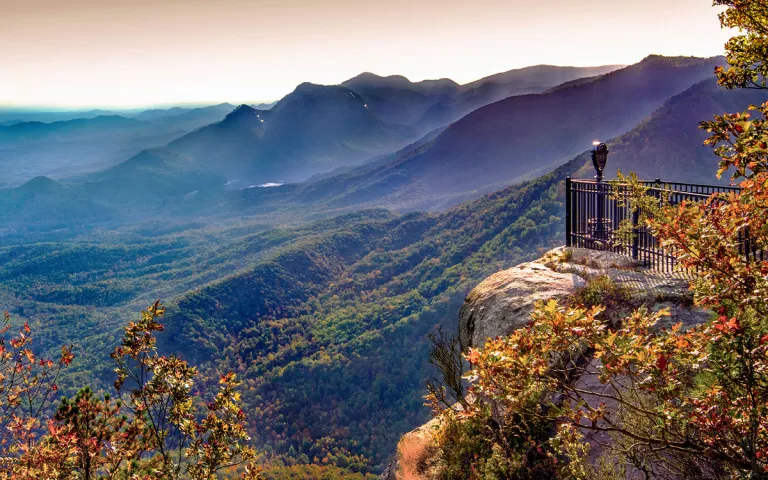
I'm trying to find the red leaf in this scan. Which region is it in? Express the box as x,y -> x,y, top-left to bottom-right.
656,354 -> 669,373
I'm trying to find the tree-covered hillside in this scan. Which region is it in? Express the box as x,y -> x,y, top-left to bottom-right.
0,78 -> 747,472
158,155 -> 588,471
0,152 -> 588,474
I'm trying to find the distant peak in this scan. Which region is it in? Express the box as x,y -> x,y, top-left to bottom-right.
224,104 -> 257,118
349,72 -> 384,81
18,176 -> 63,194
25,175 -> 57,185
342,72 -> 460,93
287,82 -> 364,100
231,104 -> 257,114
640,54 -> 672,63
91,115 -> 135,122
343,72 -> 413,86
416,77 -> 460,88
637,54 -> 719,67
220,104 -> 261,126
293,82 -> 329,94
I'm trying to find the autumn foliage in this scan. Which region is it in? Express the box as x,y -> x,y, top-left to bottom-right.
425,1 -> 768,478
0,302 -> 262,479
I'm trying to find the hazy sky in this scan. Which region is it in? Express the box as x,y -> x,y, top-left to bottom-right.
1,0 -> 733,108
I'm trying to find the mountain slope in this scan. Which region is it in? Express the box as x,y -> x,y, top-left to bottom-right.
159,156 -> 583,471
84,148 -> 226,205
342,64 -> 623,133
306,55 -> 721,210
0,106 -> 234,185
584,77 -> 768,183
460,64 -> 625,91
116,83 -> 419,186
0,176 -> 114,232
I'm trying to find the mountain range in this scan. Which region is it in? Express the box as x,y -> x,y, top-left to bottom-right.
0,104 -> 234,185
211,55 -> 728,215
66,58 -> 711,211
307,55 -> 721,209
100,65 -> 623,192
342,64 -> 623,133
0,52 -> 756,476
0,55 -> 747,239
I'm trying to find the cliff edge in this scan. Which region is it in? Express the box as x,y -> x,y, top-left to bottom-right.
382,246 -> 710,479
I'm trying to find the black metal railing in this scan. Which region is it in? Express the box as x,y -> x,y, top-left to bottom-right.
565,177 -> 760,273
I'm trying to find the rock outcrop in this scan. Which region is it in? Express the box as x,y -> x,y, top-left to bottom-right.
380,418 -> 439,480
383,246 -> 710,479
460,246 -> 708,349
458,257 -> 586,349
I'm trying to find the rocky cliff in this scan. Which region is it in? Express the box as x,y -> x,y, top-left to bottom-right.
382,246 -> 710,479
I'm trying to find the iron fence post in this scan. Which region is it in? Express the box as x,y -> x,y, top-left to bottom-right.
565,177 -> 572,247
596,178 -> 605,242
631,208 -> 640,260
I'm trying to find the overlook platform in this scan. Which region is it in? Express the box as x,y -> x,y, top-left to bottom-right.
382,246 -> 710,480
564,177 -> 761,272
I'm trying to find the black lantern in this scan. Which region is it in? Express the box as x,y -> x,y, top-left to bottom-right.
591,142 -> 609,183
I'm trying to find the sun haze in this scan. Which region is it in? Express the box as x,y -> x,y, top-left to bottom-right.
1,0 -> 732,108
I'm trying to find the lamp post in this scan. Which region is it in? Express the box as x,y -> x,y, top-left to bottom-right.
591,142 -> 609,241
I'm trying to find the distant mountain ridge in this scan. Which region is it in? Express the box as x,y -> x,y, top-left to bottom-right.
0,105 -> 235,185
575,77 -> 768,183
342,64 -> 624,132
0,54 -> 735,233
0,109 -> 118,124
293,55 -> 723,210
0,115 -> 143,145
0,64 -> 622,188
129,103 -> 235,131
107,83 -> 420,189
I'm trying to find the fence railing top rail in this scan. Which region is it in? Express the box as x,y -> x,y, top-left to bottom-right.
569,178 -> 740,191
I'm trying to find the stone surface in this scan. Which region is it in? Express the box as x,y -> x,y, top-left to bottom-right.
381,418 -> 439,480
567,247 -> 643,270
380,461 -> 397,480
459,247 -> 708,348
384,246 -> 712,479
459,260 -> 586,348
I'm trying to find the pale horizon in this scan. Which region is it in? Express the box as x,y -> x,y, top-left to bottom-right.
1,0 -> 733,109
